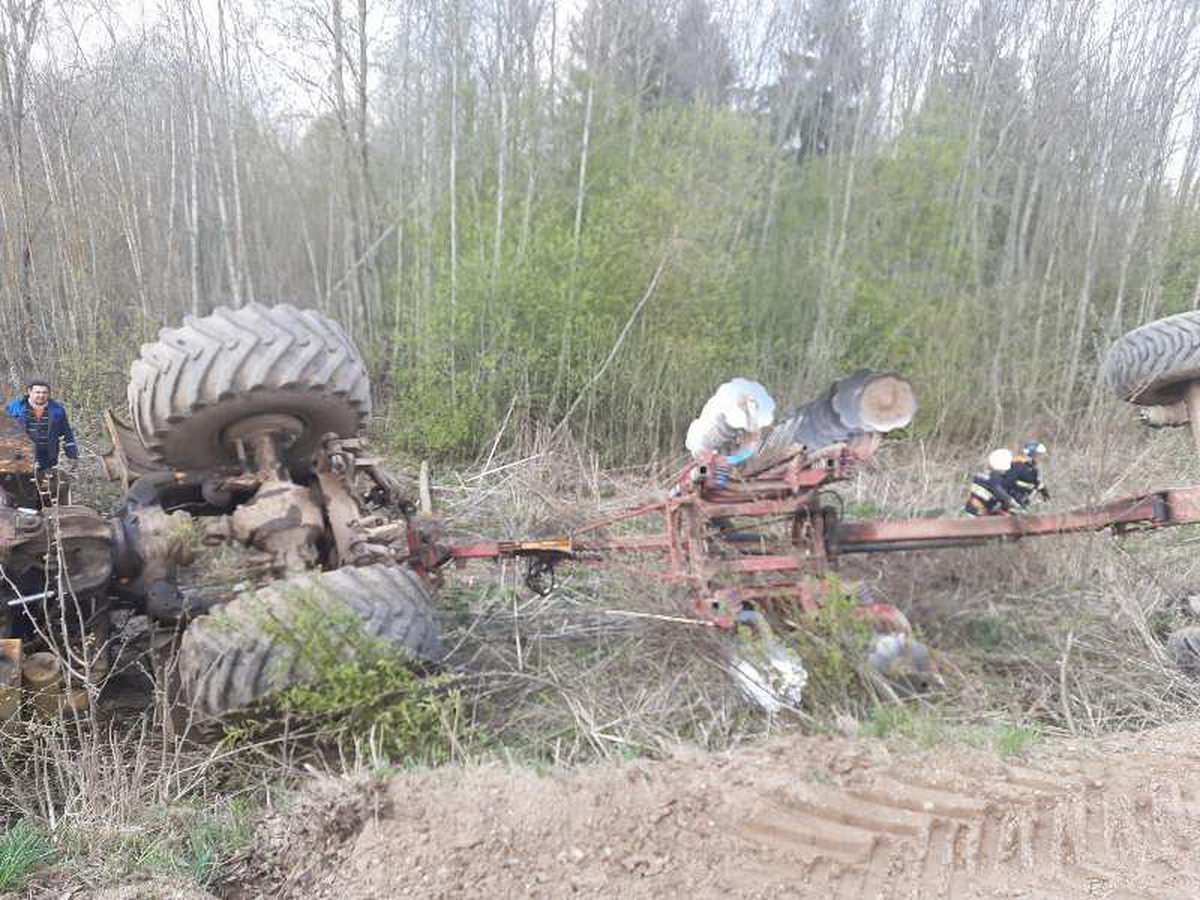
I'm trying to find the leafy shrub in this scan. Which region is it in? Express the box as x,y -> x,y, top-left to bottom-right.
786,574 -> 876,713
222,589 -> 464,765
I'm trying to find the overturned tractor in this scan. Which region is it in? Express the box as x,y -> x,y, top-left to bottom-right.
2,303 -> 1200,720
2,304 -> 442,718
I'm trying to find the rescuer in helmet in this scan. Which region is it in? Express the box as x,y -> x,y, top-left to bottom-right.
1001,440 -> 1049,507
963,448 -> 1022,516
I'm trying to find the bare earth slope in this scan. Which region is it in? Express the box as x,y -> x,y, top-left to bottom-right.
239,723 -> 1200,899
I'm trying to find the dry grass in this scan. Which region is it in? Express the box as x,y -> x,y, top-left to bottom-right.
0,654 -> 271,895
836,410 -> 1200,736
422,414 -> 1200,762
422,431 -> 770,764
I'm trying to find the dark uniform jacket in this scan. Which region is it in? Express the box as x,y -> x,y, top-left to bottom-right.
965,471 -> 1018,515
1001,455 -> 1043,506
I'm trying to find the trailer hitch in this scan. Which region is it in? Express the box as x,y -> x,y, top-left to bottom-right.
447,537 -> 574,596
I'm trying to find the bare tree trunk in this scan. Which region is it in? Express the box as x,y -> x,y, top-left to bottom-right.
202,79 -> 240,306
493,76 -> 507,274
572,77 -> 593,270
355,0 -> 379,339
219,0 -> 253,305
0,0 -> 44,318
181,5 -> 203,316
448,0 -> 461,398
166,110 -> 180,315
331,0 -> 369,337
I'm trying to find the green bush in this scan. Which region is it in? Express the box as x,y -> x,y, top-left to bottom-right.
785,575 -> 876,713
222,589 -> 464,765
272,656 -> 461,765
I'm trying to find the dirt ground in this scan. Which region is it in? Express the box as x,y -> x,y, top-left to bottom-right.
217,720 -> 1200,899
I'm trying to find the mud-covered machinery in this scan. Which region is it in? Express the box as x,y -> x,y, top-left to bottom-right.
1,304 -> 443,719
6,302 -> 1200,721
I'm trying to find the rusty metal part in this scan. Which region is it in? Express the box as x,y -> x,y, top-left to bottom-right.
101,409 -> 166,489
231,480 -> 325,572
1136,380 -> 1200,460
316,466 -> 365,566
0,639 -> 19,721
439,385 -> 1200,633
312,434 -> 410,567
0,505 -> 117,595
830,487 -> 1200,553
406,516 -> 450,580
446,447 -> 859,627
21,650 -> 85,717
0,639 -> 19,684
1140,401 -> 1189,428
0,414 -> 36,478
320,435 -> 417,514
113,478 -> 210,620
450,537 -> 574,561
216,473 -> 266,495
225,414 -> 303,480
0,506 -> 48,547
134,506 -> 196,575
364,522 -> 406,543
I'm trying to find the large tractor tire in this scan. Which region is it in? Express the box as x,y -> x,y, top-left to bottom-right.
128,303 -> 370,471
1104,310 -> 1200,406
177,564 -> 442,719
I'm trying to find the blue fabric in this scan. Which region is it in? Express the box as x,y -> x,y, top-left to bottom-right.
6,397 -> 78,469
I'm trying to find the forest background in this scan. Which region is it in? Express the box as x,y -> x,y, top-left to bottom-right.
2,0 -> 1198,464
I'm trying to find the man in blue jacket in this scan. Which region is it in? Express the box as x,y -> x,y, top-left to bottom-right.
6,380 -> 78,472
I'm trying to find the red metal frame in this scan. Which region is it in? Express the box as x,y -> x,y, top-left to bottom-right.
442,444 -> 863,626
436,439 -> 1200,630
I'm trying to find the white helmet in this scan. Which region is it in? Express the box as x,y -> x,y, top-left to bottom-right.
987,448 -> 1013,472
1023,439 -> 1047,457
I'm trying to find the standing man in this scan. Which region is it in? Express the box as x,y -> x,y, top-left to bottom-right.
6,380 -> 78,473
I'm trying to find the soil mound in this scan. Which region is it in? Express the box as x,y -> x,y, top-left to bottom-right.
228,721 -> 1200,898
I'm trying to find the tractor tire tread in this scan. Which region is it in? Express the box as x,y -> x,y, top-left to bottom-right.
128,302 -> 370,470
1105,311 -> 1200,406
177,564 -> 442,719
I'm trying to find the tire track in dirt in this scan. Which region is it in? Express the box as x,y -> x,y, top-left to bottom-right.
734,745 -> 1200,898
233,723 -> 1200,899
